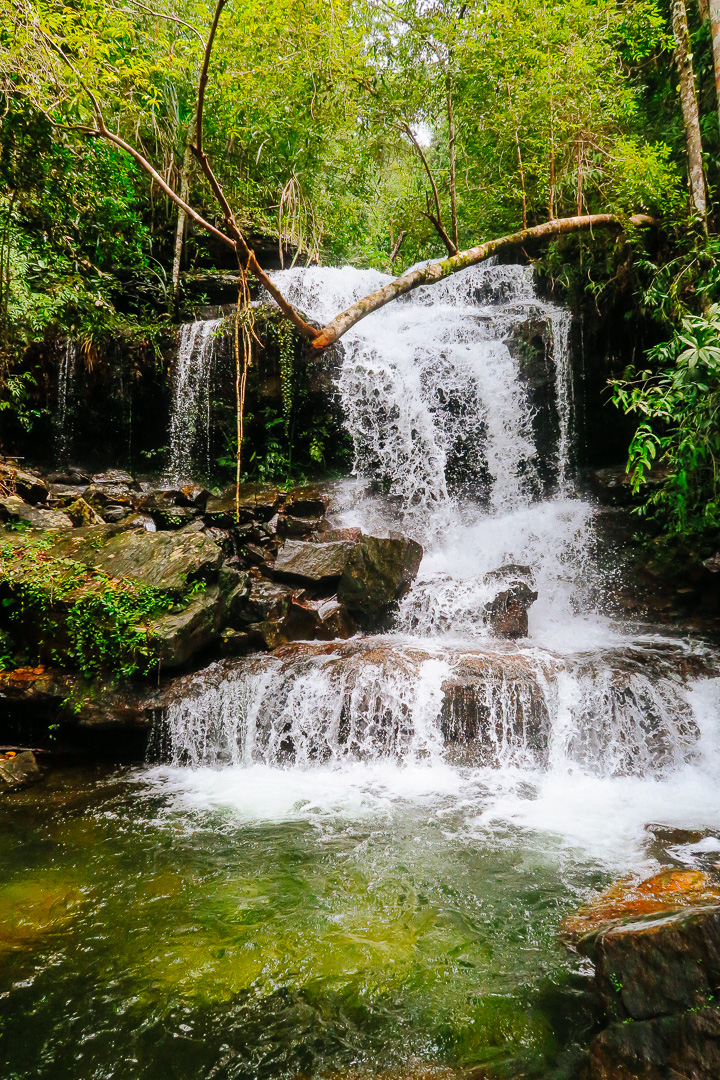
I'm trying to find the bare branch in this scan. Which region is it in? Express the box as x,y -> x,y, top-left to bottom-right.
194,0 -> 226,161
403,122 -> 457,256
122,1 -> 206,46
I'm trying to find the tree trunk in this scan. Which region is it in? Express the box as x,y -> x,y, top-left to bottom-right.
447,77 -> 459,252
708,0 -> 720,137
672,0 -> 708,220
309,214 -> 655,351
172,117 -> 196,307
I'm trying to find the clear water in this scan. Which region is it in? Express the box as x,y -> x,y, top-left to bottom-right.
7,262 -> 720,1079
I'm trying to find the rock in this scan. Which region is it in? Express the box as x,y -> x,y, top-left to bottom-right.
565,869 -> 720,943
90,469 -> 137,488
178,485 -> 210,510
274,539 -> 358,584
204,483 -> 280,525
65,497 -> 104,527
220,628 -> 262,656
569,871 -> 720,1080
278,514 -> 321,538
49,527 -> 224,596
0,496 -> 73,530
0,462 -> 48,504
337,535 -> 423,629
0,666 -> 72,715
149,506 -> 200,530
586,1007 -> 720,1080
83,484 -> 136,510
314,598 -> 358,640
0,750 -> 41,790
483,581 -> 537,638
283,486 -> 329,518
312,524 -> 363,543
240,579 -> 295,624
123,514 -> 156,532
147,585 -> 227,668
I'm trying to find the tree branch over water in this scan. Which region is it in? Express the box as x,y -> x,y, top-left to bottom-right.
309,214 -> 656,351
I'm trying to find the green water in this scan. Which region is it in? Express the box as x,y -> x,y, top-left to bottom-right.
0,765 -> 605,1080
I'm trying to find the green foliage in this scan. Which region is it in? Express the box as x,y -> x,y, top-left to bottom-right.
612,301 -> 720,540
0,533 -> 183,679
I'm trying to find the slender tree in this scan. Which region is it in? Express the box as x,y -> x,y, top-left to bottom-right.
671,0 -> 707,220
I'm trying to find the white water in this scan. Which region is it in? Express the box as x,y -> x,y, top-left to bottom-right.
56,338 -> 77,462
166,318 -> 222,484
154,262 -> 720,871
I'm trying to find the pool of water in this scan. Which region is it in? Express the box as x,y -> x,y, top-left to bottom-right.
0,762 -> 613,1080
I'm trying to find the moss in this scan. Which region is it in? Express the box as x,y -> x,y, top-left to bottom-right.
0,533 -> 190,680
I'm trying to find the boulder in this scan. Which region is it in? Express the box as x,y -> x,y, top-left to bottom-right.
204,483 -> 279,525
147,585 -> 227,668
0,750 -> 41,790
0,463 -> 48,504
569,871 -> 720,1080
65,497 -> 104,527
49,527 -> 224,596
239,578 -> 295,624
273,539 -> 358,584
283,486 -> 329,518
314,598 -> 358,640
586,1007 -> 720,1080
481,565 -> 537,638
337,535 -> 423,629
0,496 -> 73,530
90,469 -> 137,488
483,582 -> 537,638
277,514 -> 320,538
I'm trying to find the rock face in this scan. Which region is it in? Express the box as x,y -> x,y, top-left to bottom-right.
567,871 -> 720,1080
273,540 -> 359,584
0,496 -> 73,530
49,527 -> 224,595
337,535 -> 423,629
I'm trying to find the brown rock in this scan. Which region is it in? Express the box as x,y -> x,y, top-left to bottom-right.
0,462 -> 48,504
0,750 -> 41,790
274,539 -> 358,584
337,535 -> 423,630
65,497 -> 104,527
0,496 -> 73,530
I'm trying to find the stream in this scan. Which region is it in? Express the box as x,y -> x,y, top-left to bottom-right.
2,262 -> 720,1079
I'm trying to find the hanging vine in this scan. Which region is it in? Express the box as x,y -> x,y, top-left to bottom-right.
276,320 -> 295,438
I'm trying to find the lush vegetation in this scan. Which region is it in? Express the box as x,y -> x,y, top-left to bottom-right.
2,0 -> 720,537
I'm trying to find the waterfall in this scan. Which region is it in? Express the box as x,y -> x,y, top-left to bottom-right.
166,318 -> 222,484
56,338 -> 77,462
155,260 -> 720,864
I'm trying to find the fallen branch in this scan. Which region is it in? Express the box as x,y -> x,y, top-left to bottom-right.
309,213 -> 656,351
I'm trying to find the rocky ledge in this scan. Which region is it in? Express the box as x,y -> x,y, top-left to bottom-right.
564,869 -> 720,1079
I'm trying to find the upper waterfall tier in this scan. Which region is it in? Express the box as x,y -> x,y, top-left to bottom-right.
272,262 -> 573,539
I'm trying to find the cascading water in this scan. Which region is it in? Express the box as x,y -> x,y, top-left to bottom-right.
157,260 -> 720,870
165,318 -> 222,484
6,263 -> 720,1080
56,337 -> 77,462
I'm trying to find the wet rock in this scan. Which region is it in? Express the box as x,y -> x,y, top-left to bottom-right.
148,586 -> 227,668
565,869 -> 720,943
90,469 -> 137,488
312,524 -> 364,543
83,484 -> 136,510
0,666 -> 73,715
569,871 -> 720,1080
149,506 -> 200,530
49,527 -> 224,596
177,485 -> 209,510
337,535 -> 423,629
587,1007 -> 720,1080
0,750 -> 41,790
277,514 -> 320,538
240,578 -> 295,624
220,627 -> 262,656
274,539 -> 358,585
0,496 -> 73,530
313,598 -> 358,640
65,497 -> 104,527
283,486 -> 329,518
440,651 -> 550,765
204,484 -> 280,525
123,514 -> 156,532
0,462 -> 48,504
483,581 -> 537,638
